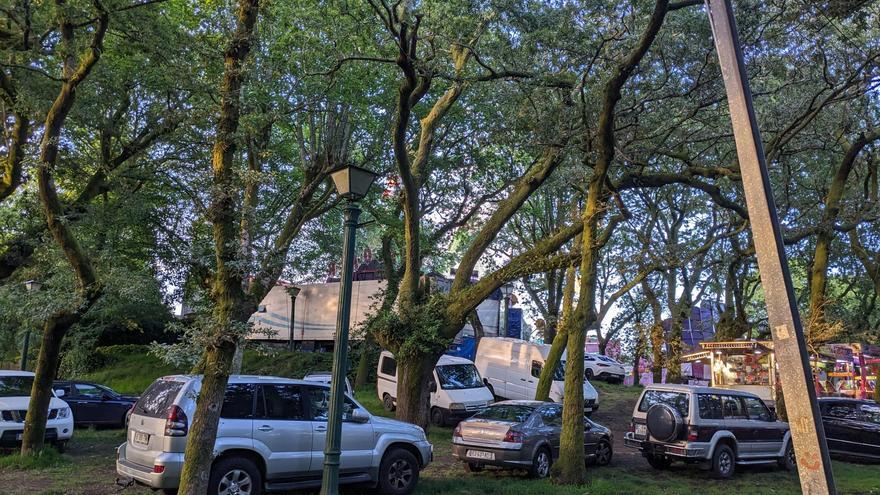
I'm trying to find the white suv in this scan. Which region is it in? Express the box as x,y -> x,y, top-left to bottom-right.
0,370 -> 74,451
117,375 -> 432,495
584,354 -> 626,383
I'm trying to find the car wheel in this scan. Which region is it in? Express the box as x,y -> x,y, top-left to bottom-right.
430,407 -> 446,427
465,462 -> 484,473
594,439 -> 612,466
711,444 -> 735,479
585,368 -> 594,380
378,448 -> 420,495
383,394 -> 396,412
778,441 -> 796,471
208,456 -> 262,495
528,447 -> 552,479
646,454 -> 671,470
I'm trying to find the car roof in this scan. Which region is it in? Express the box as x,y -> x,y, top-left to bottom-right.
158,374 -> 327,386
437,354 -> 476,366
0,370 -> 35,377
491,400 -> 546,408
642,384 -> 762,399
818,397 -> 876,405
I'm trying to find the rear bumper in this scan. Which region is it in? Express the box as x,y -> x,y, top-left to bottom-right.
623,433 -> 708,459
451,443 -> 531,468
115,443 -> 183,489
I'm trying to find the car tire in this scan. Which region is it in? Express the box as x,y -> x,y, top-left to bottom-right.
383,394 -> 396,412
594,439 -> 612,466
528,447 -> 552,479
430,407 -> 446,427
208,456 -> 262,495
778,441 -> 796,471
378,448 -> 420,495
711,444 -> 735,479
465,462 -> 484,473
646,454 -> 671,470
585,368 -> 594,380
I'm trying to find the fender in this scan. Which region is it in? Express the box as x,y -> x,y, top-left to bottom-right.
216,435 -> 263,460
706,430 -> 738,459
774,430 -> 793,457
374,431 -> 428,464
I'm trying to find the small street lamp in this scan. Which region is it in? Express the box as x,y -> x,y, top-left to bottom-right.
21,280 -> 42,370
499,285 -> 513,338
285,285 -> 301,351
321,164 -> 377,495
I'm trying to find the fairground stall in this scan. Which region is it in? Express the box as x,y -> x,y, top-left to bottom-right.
682,340 -> 776,406
814,343 -> 879,400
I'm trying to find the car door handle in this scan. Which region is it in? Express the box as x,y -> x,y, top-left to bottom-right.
314,425 -> 327,432
520,378 -> 527,381
257,425 -> 273,432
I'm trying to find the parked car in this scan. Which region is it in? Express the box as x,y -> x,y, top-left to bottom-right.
377,351 -> 494,426
623,384 -> 794,478
452,400 -> 613,478
474,337 -> 599,413
0,370 -> 73,451
584,353 -> 626,383
818,397 -> 880,461
301,371 -> 353,396
52,380 -> 137,428
117,375 -> 432,495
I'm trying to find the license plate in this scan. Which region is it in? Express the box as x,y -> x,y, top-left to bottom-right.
635,424 -> 647,437
132,431 -> 150,446
466,450 -> 495,460
15,433 -> 22,441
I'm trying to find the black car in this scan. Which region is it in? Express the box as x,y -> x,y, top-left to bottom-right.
819,398 -> 880,462
52,381 -> 138,428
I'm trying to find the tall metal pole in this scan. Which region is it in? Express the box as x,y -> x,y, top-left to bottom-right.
320,200 -> 360,495
287,290 -> 299,352
705,1 -> 835,493
20,329 -> 31,371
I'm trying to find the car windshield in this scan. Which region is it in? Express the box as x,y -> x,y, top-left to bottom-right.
0,376 -> 34,397
436,364 -> 483,390
472,404 -> 535,423
638,390 -> 690,416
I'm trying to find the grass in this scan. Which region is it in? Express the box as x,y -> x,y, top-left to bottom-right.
0,448 -> 68,470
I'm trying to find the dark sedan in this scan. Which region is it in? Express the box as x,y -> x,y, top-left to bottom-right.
52,381 -> 137,428
818,397 -> 880,462
452,400 -> 613,478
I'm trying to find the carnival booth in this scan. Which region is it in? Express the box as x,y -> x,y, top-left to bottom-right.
683,340 -> 776,406
815,343 -> 879,400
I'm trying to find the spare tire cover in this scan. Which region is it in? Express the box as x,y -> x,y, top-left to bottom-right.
646,403 -> 682,442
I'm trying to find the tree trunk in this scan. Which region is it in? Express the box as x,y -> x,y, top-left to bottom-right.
354,333 -> 377,390
536,260 -> 577,401
651,323 -> 664,383
632,324 -> 645,385
394,352 -> 438,430
665,303 -> 690,384
178,340 -> 237,495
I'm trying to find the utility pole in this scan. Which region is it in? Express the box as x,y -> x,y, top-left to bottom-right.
704,1 -> 835,493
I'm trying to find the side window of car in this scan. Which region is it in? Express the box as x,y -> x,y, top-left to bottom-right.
75,384 -> 103,398
742,397 -> 772,421
380,356 -> 397,377
825,403 -> 859,420
221,383 -> 256,419
721,396 -> 747,420
860,405 -> 880,424
306,387 -> 358,421
539,405 -> 563,427
698,394 -> 723,420
531,361 -> 543,378
258,385 -> 305,420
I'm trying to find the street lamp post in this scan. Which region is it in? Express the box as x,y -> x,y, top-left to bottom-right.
285,286 -> 301,351
21,280 -> 42,370
499,285 -> 513,338
705,1 -> 835,493
320,164 -> 377,495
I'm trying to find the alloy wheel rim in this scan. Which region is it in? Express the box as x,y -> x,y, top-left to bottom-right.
788,446 -> 796,466
537,452 -> 550,477
719,451 -> 732,474
218,469 -> 252,495
597,442 -> 611,464
388,459 -> 413,489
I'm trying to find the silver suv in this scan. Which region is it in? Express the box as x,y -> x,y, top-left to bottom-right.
116,375 -> 432,495
623,384 -> 794,478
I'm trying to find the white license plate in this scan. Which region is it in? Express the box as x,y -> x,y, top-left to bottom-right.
15,433 -> 22,441
467,450 -> 495,460
635,424 -> 647,437
132,431 -> 150,446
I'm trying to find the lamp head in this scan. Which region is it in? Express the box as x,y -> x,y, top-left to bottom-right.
330,165 -> 378,201
24,280 -> 42,293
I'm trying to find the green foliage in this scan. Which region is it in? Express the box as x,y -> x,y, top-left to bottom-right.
372,294 -> 454,361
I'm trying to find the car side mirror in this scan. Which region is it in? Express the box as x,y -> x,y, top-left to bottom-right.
349,408 -> 370,423
429,381 -> 437,393
54,389 -> 65,398
769,411 -> 778,422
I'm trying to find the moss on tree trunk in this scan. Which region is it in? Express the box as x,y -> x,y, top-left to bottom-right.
394,353 -> 438,430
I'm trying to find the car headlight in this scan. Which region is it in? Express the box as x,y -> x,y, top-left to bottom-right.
449,403 -> 465,411
56,407 -> 71,419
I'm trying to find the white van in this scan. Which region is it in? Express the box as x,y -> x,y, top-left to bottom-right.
474,337 -> 599,413
377,351 -> 495,427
